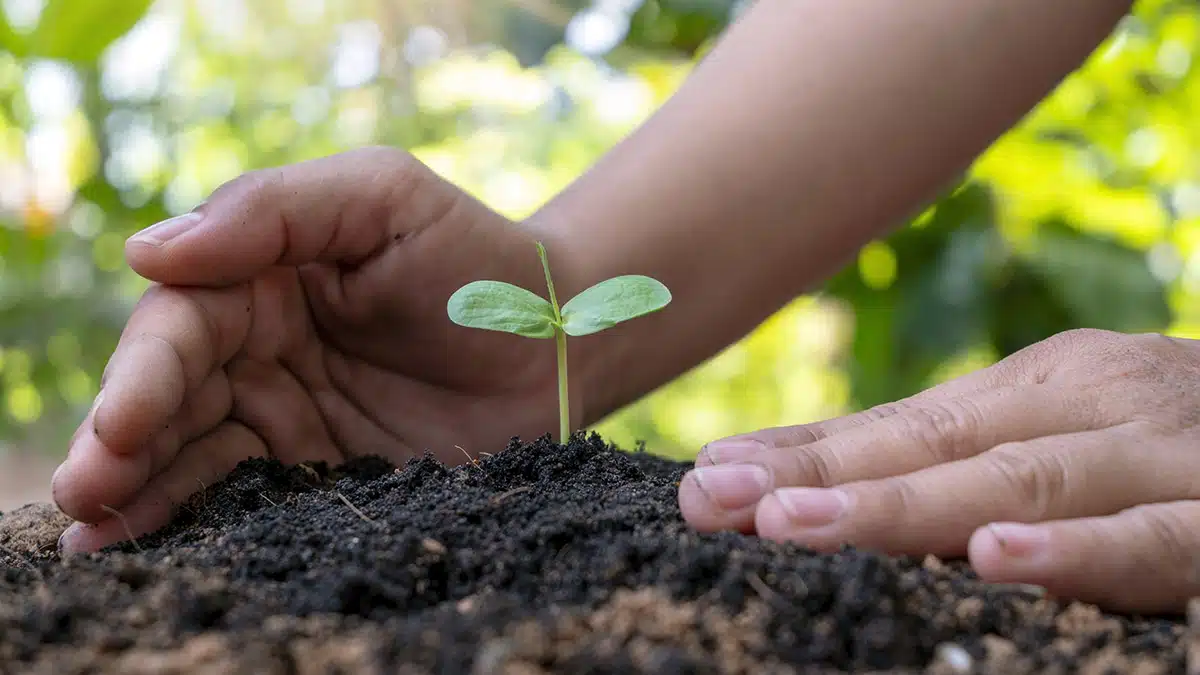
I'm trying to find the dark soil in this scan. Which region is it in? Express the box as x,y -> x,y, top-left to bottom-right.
0,434 -> 1189,674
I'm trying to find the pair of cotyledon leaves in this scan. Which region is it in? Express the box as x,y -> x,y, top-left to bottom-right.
447,275 -> 672,338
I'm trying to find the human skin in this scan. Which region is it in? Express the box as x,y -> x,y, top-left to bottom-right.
55,0 -> 1200,614
530,0 -> 1135,429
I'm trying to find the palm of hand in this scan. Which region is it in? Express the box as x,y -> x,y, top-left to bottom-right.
54,148 -> 559,553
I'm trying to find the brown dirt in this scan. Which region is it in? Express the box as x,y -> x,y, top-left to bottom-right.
0,434 -> 1188,674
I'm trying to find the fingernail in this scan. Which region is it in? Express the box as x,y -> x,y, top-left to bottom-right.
129,212 -> 204,246
987,523 -> 1048,559
702,439 -> 767,464
690,464 -> 771,511
89,390 -> 105,436
773,487 -> 849,528
57,524 -> 82,555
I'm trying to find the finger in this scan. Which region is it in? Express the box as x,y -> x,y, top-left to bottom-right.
54,286 -> 249,523
94,284 -> 251,452
52,374 -> 231,524
680,384 -> 1099,533
125,147 -> 461,286
58,421 -> 268,554
969,501 -> 1200,614
226,358 -> 342,465
696,339 -> 1067,467
751,422 -> 1184,557
146,373 -> 233,475
53,410 -> 153,524
314,347 -> 423,459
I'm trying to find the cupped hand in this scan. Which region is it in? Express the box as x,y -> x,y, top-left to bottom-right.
55,147 -> 564,553
680,328 -> 1200,613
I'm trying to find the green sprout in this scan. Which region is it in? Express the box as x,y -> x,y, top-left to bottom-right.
447,241 -> 672,443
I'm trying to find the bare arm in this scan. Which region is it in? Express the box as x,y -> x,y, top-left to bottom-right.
525,0 -> 1134,426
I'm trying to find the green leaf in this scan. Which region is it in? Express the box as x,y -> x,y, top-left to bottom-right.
447,280 -> 558,339
1023,220 -> 1171,334
29,0 -> 154,65
560,275 -> 671,337
0,6 -> 25,57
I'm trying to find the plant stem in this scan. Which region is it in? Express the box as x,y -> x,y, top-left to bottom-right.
535,242 -> 570,443
555,327 -> 569,444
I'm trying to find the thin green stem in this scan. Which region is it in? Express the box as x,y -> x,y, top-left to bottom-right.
536,241 -> 570,443
536,241 -> 560,312
555,327 -> 569,444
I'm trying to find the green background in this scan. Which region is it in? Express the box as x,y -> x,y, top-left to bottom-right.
0,0 -> 1196,461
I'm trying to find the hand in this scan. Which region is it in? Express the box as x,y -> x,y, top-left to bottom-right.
54,147 -> 568,553
679,328 -> 1200,613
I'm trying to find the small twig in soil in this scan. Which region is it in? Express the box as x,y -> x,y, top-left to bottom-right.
491,485 -> 532,505
478,452 -> 494,459
259,492 -> 279,508
0,544 -> 43,581
456,445 -> 488,477
335,492 -> 378,526
196,479 -> 208,510
99,505 -> 143,553
987,582 -> 1048,598
745,573 -> 789,611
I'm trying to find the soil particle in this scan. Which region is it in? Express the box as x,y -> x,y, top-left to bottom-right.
0,433 -> 1188,674
0,503 -> 71,557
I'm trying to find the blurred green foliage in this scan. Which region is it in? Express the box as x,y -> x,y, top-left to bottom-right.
0,0 -> 1195,459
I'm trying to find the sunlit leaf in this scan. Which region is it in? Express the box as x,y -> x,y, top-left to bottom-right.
0,6 -> 25,57
1024,220 -> 1171,333
624,0 -> 735,57
561,275 -> 671,337
990,261 -> 1075,355
447,280 -> 557,338
29,0 -> 154,65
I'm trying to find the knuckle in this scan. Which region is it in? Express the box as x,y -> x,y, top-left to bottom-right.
1054,327 -> 1118,346
739,424 -> 821,447
1126,332 -> 1199,375
892,399 -> 980,464
1124,504 -> 1196,574
774,425 -> 823,446
859,400 -> 910,424
1107,333 -> 1200,430
217,167 -> 280,204
985,445 -> 1065,517
1128,331 -> 1177,353
782,444 -> 839,488
1014,328 -> 1112,376
1094,332 -> 1176,374
148,292 -> 219,382
355,146 -> 430,196
874,477 -> 921,525
142,334 -> 190,386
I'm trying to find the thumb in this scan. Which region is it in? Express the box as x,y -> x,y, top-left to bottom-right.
125,147 -> 448,286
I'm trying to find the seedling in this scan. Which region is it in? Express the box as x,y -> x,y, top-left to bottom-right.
447,241 -> 671,443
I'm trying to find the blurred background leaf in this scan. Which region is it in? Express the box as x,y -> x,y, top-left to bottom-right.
30,0 -> 157,64
0,6 -> 23,57
0,0 -> 1195,505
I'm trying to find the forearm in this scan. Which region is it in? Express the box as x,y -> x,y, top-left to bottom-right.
526,0 -> 1133,426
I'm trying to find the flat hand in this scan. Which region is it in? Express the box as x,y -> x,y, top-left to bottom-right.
679,328 -> 1200,613
54,148 -> 558,554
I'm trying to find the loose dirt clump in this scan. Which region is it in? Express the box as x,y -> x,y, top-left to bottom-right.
0,434 -> 1188,673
